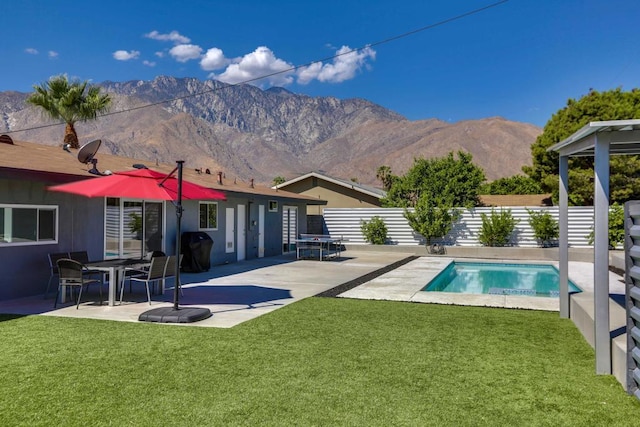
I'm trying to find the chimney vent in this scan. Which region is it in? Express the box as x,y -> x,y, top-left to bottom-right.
0,135 -> 14,145
250,178 -> 254,188
217,171 -> 223,185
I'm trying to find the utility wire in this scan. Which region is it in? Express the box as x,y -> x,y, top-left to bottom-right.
5,0 -> 509,134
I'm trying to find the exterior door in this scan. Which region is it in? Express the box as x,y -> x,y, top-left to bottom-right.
105,198 -> 163,259
258,204 -> 265,258
282,205 -> 297,253
237,204 -> 246,261
143,202 -> 163,254
225,207 -> 235,254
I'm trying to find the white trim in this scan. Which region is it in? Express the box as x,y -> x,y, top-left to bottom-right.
0,204 -> 59,246
198,201 -> 219,231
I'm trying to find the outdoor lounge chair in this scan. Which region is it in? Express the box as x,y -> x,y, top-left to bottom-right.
45,252 -> 69,299
54,258 -> 104,309
120,256 -> 168,305
69,250 -> 106,282
162,254 -> 183,296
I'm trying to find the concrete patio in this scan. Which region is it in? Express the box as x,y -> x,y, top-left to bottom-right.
0,250 -> 411,328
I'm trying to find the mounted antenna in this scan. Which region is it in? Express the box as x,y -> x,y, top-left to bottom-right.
77,139 -> 102,164
77,139 -> 104,175
0,135 -> 14,145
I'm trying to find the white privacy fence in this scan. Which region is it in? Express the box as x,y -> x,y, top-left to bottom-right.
323,206 -> 596,248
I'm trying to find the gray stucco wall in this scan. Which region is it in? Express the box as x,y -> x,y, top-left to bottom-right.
0,178 -> 105,300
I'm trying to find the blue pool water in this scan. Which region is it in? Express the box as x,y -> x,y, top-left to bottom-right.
422,262 -> 582,298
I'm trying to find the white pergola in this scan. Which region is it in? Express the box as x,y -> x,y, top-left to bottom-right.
549,119 -> 640,375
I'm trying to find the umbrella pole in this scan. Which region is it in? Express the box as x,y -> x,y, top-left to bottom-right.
174,160 -> 184,310
137,160 -> 212,323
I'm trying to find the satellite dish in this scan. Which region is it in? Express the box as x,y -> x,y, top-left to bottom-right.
77,139 -> 102,164
0,134 -> 14,145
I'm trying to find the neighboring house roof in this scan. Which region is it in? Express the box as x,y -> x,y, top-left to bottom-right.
0,139 -> 326,204
273,171 -> 387,199
479,194 -> 553,207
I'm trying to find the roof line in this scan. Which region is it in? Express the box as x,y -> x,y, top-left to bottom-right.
273,171 -> 386,199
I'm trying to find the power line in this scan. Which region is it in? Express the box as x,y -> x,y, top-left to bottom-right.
5,0 -> 509,135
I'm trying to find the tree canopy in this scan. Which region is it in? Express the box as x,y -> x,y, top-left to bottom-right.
523,88 -> 640,205
481,174 -> 543,195
381,151 -> 486,208
26,74 -> 111,148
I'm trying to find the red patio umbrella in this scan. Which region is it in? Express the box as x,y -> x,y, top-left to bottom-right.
49,162 -> 224,323
48,167 -> 226,201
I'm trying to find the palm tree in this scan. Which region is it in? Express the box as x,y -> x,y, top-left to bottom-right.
26,74 -> 111,149
376,165 -> 394,191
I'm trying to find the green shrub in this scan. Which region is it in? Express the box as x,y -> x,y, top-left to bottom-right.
478,208 -> 519,247
587,203 -> 625,249
360,216 -> 388,245
404,194 -> 460,248
526,209 -> 559,247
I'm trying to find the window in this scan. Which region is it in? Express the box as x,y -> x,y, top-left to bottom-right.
199,202 -> 218,230
0,204 -> 58,245
268,200 -> 278,212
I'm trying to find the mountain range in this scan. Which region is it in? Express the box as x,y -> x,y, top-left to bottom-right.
0,76 -> 541,186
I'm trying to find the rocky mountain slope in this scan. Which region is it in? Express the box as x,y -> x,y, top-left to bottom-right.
0,76 -> 541,185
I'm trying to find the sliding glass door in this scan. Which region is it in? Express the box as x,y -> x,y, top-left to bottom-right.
105,198 -> 163,259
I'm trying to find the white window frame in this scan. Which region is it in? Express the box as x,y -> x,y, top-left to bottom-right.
199,201 -> 219,231
0,204 -> 58,246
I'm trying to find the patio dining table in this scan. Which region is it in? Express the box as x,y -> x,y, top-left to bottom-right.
85,258 -> 151,306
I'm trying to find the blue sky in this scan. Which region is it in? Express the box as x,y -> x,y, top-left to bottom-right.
2,0 -> 639,127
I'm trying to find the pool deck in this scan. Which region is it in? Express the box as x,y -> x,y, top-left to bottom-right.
339,257 -> 625,312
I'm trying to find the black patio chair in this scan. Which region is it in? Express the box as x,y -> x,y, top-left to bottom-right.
120,256 -> 168,305
54,258 -> 103,309
162,254 -> 184,296
69,251 -> 105,282
45,252 -> 69,299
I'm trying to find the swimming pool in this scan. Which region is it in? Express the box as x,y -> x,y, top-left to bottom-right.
422,262 -> 582,298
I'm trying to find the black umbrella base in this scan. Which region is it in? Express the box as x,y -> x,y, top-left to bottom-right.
138,306 -> 212,323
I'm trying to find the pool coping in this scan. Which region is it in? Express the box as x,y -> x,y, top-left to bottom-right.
338,257 -> 623,312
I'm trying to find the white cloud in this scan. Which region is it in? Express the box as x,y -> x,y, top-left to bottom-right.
200,47 -> 227,71
48,51 -> 59,59
113,50 -> 140,61
155,51 -> 165,58
297,45 -> 376,84
215,46 -> 294,86
25,48 -> 38,55
297,62 -> 322,85
145,30 -> 190,44
169,44 -> 203,62
143,60 -> 156,67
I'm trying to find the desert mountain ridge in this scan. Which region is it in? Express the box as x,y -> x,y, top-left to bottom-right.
0,75 -> 542,186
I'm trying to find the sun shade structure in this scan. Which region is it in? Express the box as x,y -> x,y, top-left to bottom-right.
48,167 -> 226,201
49,161 -> 226,323
548,119 -> 640,376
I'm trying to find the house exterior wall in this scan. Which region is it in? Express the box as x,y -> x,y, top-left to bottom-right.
0,178 -> 105,300
282,177 -> 381,215
177,195 -> 305,264
0,176 -> 309,300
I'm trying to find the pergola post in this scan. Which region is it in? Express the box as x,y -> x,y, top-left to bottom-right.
559,155 -> 569,318
594,133 -> 611,374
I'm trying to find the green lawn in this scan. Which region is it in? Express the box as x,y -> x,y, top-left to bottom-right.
0,298 -> 638,426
